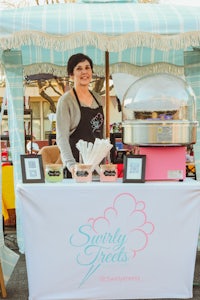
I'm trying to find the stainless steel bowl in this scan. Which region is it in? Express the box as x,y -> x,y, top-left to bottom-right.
122,120 -> 198,146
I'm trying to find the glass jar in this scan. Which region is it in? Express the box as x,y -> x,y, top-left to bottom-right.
100,164 -> 118,182
45,164 -> 63,183
74,164 -> 92,183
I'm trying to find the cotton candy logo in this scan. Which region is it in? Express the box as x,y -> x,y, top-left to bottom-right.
69,192 -> 154,286
90,112 -> 104,132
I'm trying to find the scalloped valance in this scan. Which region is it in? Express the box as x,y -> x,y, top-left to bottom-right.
0,60 -> 185,80
1,30 -> 200,53
21,62 -> 184,77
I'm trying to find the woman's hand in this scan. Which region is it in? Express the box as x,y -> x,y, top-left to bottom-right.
70,165 -> 75,178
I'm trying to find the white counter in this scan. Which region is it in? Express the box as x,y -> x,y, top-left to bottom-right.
17,178 -> 200,300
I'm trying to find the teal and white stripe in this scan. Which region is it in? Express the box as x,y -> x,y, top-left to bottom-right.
0,3 -> 200,52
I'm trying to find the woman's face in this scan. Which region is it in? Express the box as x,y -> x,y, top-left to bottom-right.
71,60 -> 92,87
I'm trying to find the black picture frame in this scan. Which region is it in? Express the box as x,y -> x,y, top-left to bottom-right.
123,154 -> 146,183
20,154 -> 45,183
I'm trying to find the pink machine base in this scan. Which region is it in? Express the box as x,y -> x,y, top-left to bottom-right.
139,146 -> 186,181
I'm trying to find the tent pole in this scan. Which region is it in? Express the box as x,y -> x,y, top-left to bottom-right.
105,51 -> 110,139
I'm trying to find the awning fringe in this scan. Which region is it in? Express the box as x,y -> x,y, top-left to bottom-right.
22,62 -> 184,77
1,30 -> 200,52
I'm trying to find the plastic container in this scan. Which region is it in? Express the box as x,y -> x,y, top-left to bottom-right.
45,164 -> 63,183
74,164 -> 92,183
100,164 -> 118,182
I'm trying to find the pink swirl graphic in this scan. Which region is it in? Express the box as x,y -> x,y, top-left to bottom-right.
70,192 -> 155,286
88,192 -> 155,258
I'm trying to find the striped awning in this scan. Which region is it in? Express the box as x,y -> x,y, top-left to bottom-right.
0,3 -> 200,50
0,2 -> 200,75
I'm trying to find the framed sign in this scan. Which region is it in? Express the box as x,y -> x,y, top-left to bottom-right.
20,154 -> 45,183
123,154 -> 146,183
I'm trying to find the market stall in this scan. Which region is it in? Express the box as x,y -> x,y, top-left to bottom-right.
0,0 -> 200,252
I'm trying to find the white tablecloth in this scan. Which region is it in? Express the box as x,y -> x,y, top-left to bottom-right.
17,178 -> 200,300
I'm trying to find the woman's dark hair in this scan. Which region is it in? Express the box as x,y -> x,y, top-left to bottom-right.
67,53 -> 93,76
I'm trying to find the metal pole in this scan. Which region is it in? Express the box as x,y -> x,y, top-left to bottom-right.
105,51 -> 110,138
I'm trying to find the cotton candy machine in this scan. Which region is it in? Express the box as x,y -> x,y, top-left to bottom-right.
122,73 -> 198,180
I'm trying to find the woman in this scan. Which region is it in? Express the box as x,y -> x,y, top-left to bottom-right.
26,135 -> 40,154
56,53 -> 104,177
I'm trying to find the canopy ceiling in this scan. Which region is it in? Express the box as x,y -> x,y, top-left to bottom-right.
0,2 -> 200,77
